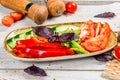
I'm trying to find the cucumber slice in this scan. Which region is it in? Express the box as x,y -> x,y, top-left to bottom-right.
6,30 -> 35,49
55,25 -> 79,32
25,30 -> 35,39
7,38 -> 16,49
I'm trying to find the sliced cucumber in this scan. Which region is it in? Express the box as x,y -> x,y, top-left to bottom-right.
54,25 -> 80,35
7,38 -> 16,49
25,30 -> 35,39
6,30 -> 35,49
55,25 -> 79,32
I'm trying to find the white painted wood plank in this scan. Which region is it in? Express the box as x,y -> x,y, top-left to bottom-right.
0,70 -> 108,80
30,0 -> 120,5
0,52 -> 107,70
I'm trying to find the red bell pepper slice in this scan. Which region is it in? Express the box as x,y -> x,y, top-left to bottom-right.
13,45 -> 75,58
16,37 -> 62,48
13,36 -> 75,58
19,47 -> 74,58
24,48 -> 67,58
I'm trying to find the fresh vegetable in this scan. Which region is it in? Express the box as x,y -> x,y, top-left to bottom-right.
65,1 -> 77,13
94,22 -> 102,37
81,35 -> 109,52
24,65 -> 47,76
16,37 -> 61,48
53,25 -> 80,35
70,40 -> 89,53
32,26 -> 53,39
1,12 -> 24,27
10,12 -> 23,21
13,37 -> 75,58
47,0 -> 65,16
62,40 -> 89,54
100,22 -> 111,38
80,20 -> 111,52
114,46 -> 120,59
1,16 -> 14,27
79,20 -> 95,42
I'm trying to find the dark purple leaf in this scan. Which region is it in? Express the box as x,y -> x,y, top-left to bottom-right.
94,12 -> 115,18
94,50 -> 115,62
32,26 -> 54,38
59,33 -> 78,42
24,65 -> 47,76
48,32 -> 60,42
48,32 -> 78,42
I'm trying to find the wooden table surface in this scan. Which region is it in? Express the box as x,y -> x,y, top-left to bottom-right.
0,1 -> 120,80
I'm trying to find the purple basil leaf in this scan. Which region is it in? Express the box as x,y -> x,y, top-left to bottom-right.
48,32 -> 60,42
94,12 -> 115,18
24,65 -> 47,76
93,50 -> 115,62
32,26 -> 54,38
59,33 -> 78,42
48,33 -> 78,42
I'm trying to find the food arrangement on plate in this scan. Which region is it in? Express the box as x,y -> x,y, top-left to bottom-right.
4,20 -> 117,61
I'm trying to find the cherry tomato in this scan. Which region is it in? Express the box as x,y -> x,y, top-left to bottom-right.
115,46 -> 120,59
1,16 -> 14,27
10,12 -> 23,21
65,1 -> 77,13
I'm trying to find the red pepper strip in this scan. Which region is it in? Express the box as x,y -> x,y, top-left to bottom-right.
24,48 -> 74,58
22,48 -> 69,58
29,47 -> 75,55
28,42 -> 62,48
16,37 -> 61,48
13,45 -> 75,58
16,36 -> 43,45
16,40 -> 62,48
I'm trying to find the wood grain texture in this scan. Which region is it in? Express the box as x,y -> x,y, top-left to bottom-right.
30,0 -> 120,5
0,70 -> 107,80
1,2 -> 120,80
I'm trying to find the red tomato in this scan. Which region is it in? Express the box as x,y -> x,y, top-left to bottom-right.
10,12 -> 23,21
81,35 -> 108,52
80,20 -> 95,42
100,22 -> 111,37
115,46 -> 120,59
94,22 -> 102,37
65,1 -> 77,13
1,16 -> 14,27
